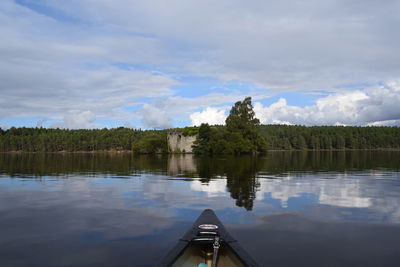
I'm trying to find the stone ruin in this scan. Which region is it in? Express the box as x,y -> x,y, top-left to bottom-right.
167,131 -> 197,153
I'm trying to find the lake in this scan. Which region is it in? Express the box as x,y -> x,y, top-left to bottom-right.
1,151 -> 400,267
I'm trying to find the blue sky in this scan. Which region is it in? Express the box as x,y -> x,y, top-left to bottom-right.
1,0 -> 400,129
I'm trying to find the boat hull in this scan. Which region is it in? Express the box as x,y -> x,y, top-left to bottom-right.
158,209 -> 259,267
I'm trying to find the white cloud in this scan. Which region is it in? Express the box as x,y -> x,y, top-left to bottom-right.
367,120 -> 400,126
51,110 -> 97,129
6,0 -> 400,91
190,179 -> 227,197
55,0 -> 400,90
1,0 -> 400,128
0,62 -> 177,125
254,81 -> 400,126
136,93 -> 247,129
140,104 -> 172,129
0,1 -> 177,128
190,107 -> 227,126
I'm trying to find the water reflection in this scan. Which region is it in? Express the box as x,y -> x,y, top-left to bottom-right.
1,150 -> 399,176
256,175 -> 371,208
1,152 -> 400,266
1,151 -> 400,214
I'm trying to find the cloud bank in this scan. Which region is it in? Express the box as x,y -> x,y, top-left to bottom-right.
51,111 -> 97,129
0,0 -> 399,128
140,104 -> 172,129
190,81 -> 400,126
190,107 -> 227,126
254,81 -> 400,126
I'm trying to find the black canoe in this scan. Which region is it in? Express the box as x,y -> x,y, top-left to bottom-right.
158,209 -> 259,267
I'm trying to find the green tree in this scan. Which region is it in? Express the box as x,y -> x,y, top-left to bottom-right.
226,97 -> 260,134
132,133 -> 167,154
298,135 -> 307,150
282,138 -> 292,150
335,135 -> 345,149
225,97 -> 267,153
192,123 -> 212,154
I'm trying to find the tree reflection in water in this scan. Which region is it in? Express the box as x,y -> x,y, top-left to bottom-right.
1,151 -> 400,211
193,156 -> 261,210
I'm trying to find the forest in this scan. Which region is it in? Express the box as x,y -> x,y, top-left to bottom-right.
258,124 -> 400,150
0,124 -> 399,153
0,127 -> 165,153
1,98 -> 399,153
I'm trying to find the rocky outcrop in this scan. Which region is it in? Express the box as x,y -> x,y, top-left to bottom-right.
167,131 -> 197,153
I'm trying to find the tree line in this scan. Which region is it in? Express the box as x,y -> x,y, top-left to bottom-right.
0,127 -> 166,152
258,124 -> 400,150
1,124 -> 399,153
1,96 -> 399,153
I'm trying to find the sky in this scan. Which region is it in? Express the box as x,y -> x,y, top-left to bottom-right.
0,0 -> 400,129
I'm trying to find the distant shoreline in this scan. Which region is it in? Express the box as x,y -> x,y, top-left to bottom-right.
0,150 -> 133,154
2,125 -> 400,154
1,148 -> 400,154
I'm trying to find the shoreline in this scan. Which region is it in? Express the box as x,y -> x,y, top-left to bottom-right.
1,148 -> 400,154
0,150 -> 133,154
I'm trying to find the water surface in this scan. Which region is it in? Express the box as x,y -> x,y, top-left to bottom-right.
1,151 -> 400,266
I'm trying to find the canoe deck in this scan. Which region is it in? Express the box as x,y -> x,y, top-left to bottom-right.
158,209 -> 259,267
171,242 -> 245,267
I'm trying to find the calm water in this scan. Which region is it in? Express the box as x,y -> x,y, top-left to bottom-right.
1,151 -> 400,267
